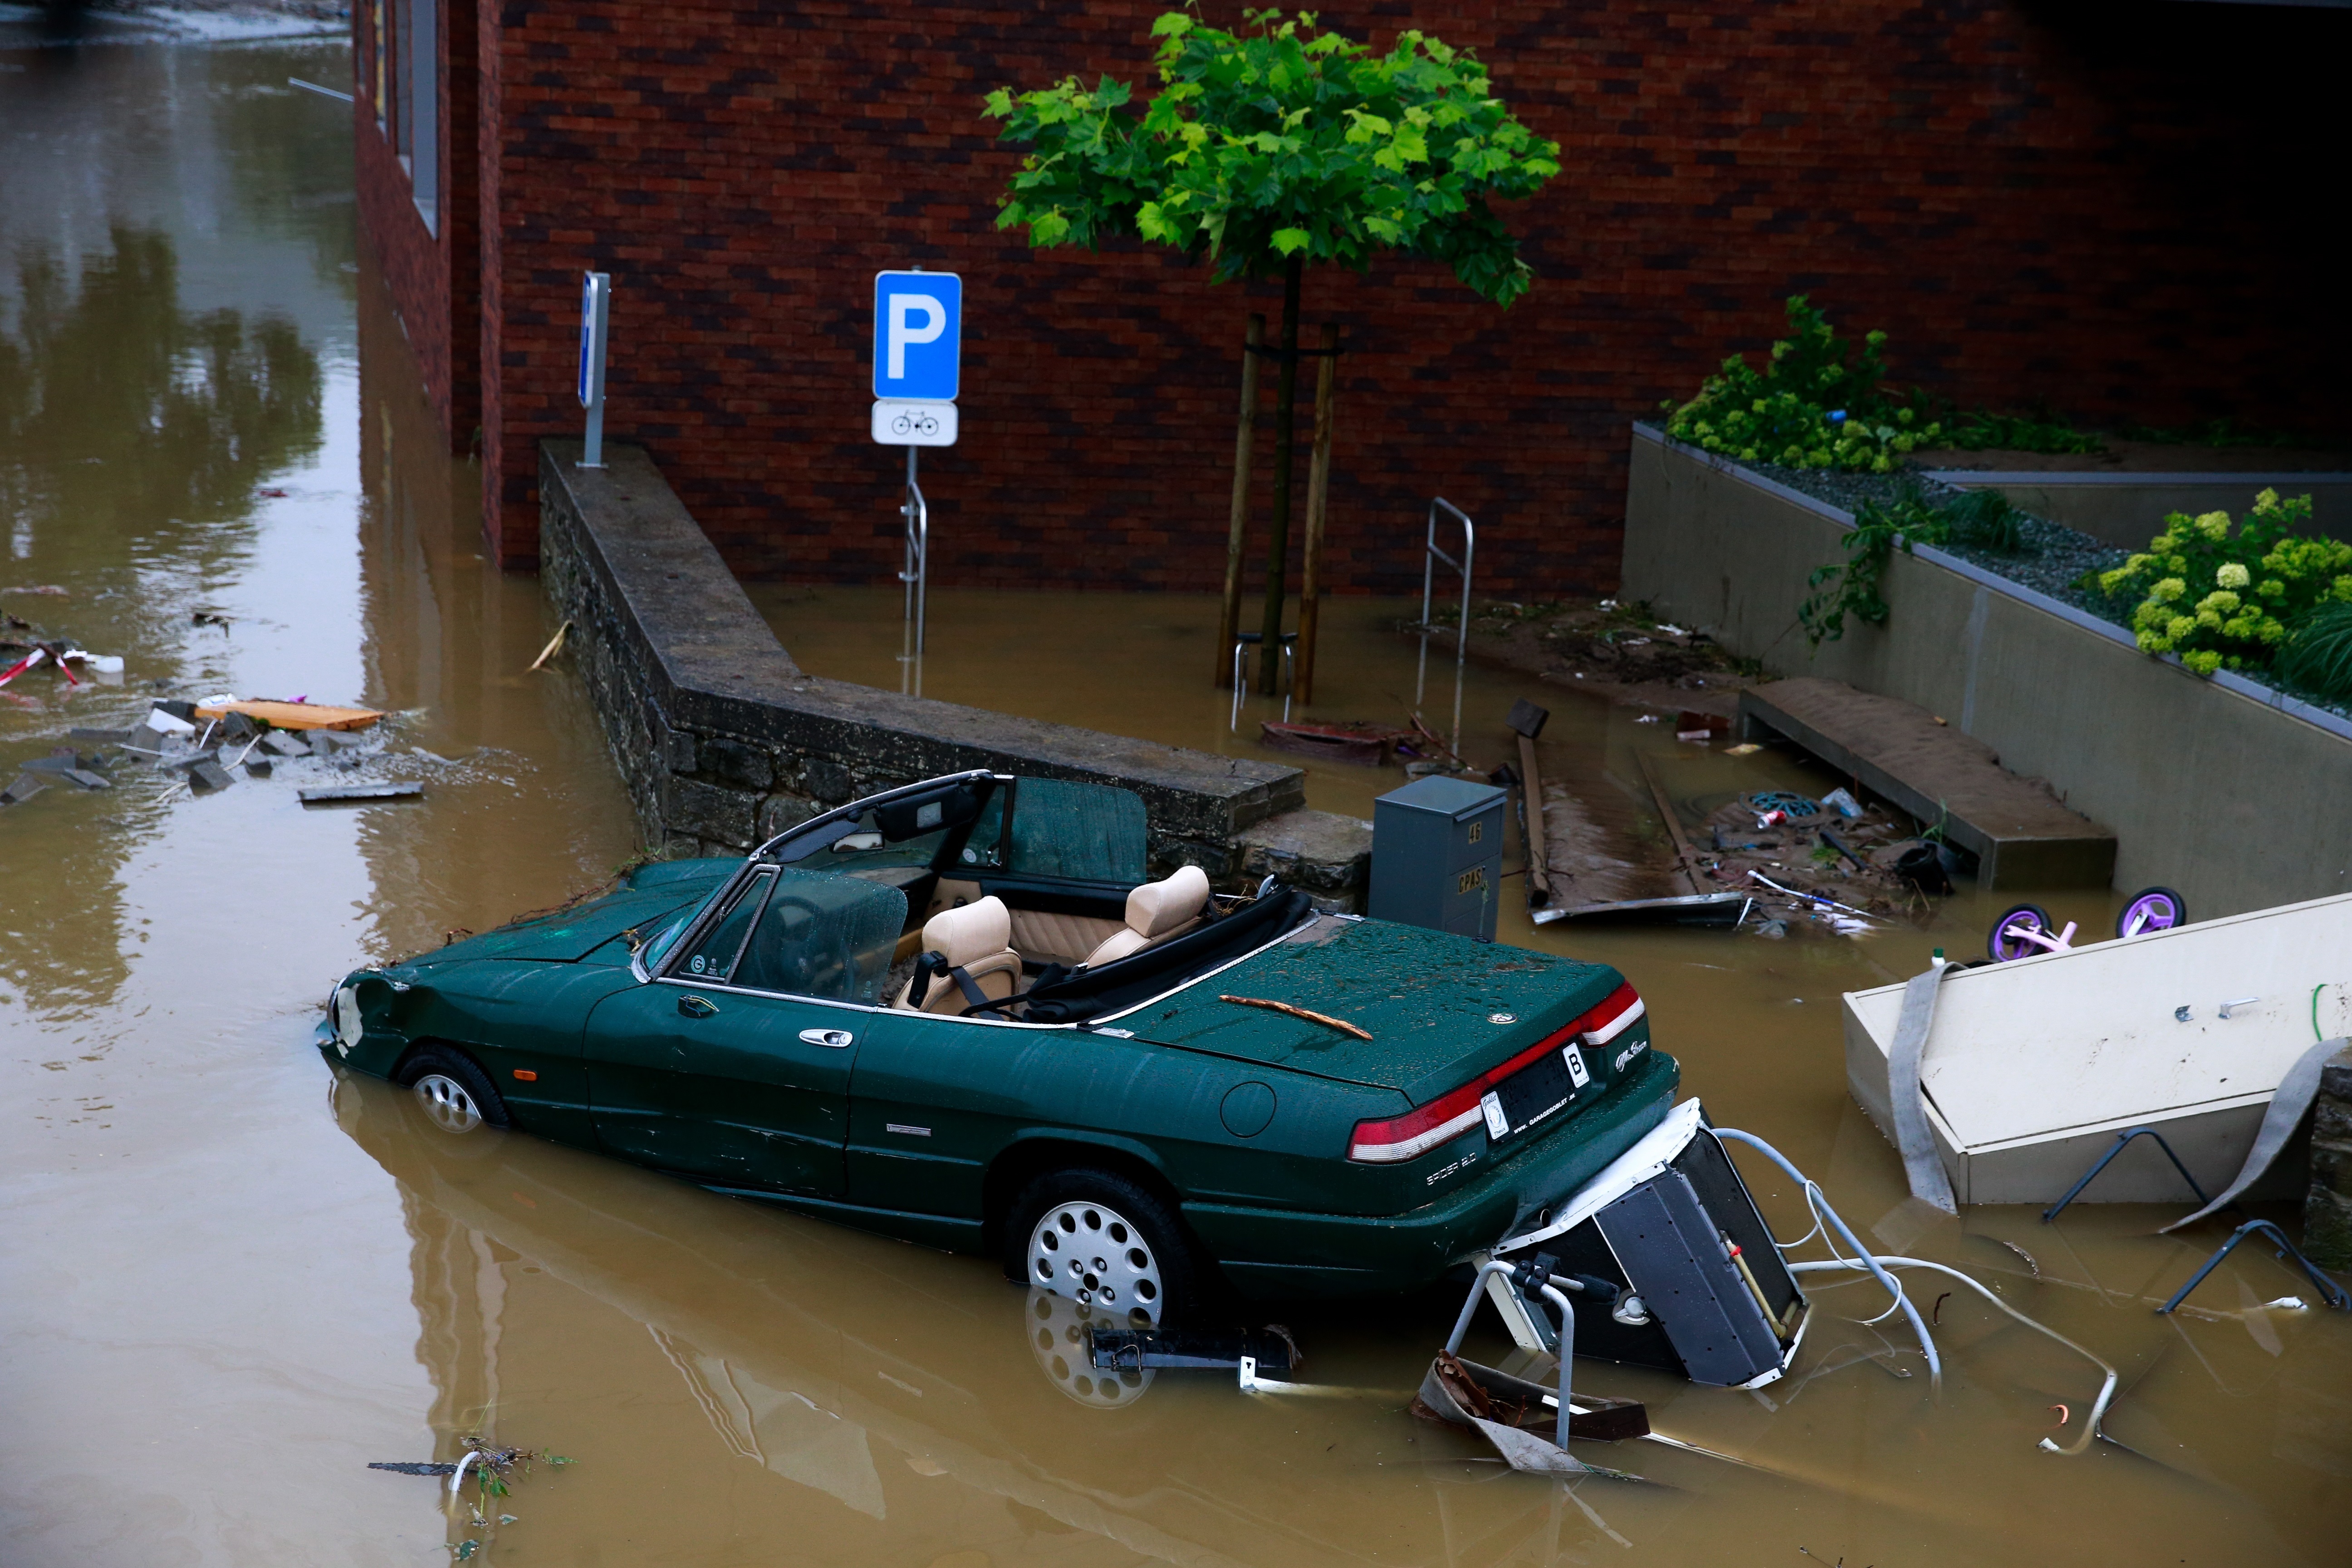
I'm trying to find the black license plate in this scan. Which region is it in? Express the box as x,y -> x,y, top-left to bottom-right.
1486,1041 -> 1590,1138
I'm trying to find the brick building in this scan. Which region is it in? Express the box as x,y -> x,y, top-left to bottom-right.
354,0 -> 2348,595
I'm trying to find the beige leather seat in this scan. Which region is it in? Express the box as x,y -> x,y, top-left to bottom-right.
1081,865 -> 1211,969
896,895 -> 1025,1013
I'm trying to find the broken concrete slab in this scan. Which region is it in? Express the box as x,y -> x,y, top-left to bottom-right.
61,769 -> 111,790
259,731 -> 309,758
188,760 -> 236,793
1,774 -> 46,806
299,782 -> 423,804
68,726 -> 130,744
244,757 -> 274,779
23,749 -> 85,775
1737,677 -> 2116,889
1231,809 -> 1374,908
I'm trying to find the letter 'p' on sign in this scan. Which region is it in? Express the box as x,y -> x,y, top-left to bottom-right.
872,271 -> 961,402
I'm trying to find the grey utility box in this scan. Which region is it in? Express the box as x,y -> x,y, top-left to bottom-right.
1368,775 -> 1507,942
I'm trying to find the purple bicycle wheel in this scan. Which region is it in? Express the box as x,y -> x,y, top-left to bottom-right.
2117,887 -> 2186,939
1988,902 -> 2054,962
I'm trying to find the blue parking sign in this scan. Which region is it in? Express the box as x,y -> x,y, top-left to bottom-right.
873,271 -> 961,402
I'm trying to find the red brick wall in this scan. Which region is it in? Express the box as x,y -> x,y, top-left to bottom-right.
452,0 -> 2349,590
354,0 -> 480,452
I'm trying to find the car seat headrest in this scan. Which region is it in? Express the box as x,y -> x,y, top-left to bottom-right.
921,895 -> 1011,967
1125,864 -> 1210,939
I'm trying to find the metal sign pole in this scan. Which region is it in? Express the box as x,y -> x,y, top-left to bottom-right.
899,443 -> 928,695
872,265 -> 959,697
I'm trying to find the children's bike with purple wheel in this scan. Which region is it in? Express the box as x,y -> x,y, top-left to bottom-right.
1988,887 -> 2188,962
1988,903 -> 2075,962
2116,886 -> 2186,939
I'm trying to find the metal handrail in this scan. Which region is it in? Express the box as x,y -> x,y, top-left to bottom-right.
1417,498 -> 1474,757
897,449 -> 928,691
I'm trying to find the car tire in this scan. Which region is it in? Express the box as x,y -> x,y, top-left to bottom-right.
1004,1168 -> 1201,1329
395,1044 -> 512,1137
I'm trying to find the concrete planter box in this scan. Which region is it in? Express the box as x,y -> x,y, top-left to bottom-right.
1923,469 -> 2352,553
1622,424 -> 2352,919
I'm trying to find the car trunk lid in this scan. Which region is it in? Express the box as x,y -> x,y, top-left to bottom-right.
1131,916 -> 1631,1100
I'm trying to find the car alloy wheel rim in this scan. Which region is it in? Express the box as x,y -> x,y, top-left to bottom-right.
413,1073 -> 483,1134
1025,1288 -> 1153,1407
1029,1200 -> 1161,1327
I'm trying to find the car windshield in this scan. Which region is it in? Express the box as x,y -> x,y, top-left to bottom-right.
669,867 -> 906,1003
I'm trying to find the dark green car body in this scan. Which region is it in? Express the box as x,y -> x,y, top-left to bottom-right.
323,772 -> 1677,1299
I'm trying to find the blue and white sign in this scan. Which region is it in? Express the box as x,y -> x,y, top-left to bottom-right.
577,270 -> 612,468
872,270 -> 961,402
578,271 -> 611,409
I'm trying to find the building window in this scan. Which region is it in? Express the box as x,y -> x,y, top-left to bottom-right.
370,0 -> 387,132
407,0 -> 438,233
372,0 -> 437,235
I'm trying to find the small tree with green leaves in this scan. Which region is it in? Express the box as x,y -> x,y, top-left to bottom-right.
985,8 -> 1560,688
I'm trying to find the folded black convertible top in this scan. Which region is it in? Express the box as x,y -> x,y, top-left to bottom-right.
1016,889 -> 1316,1023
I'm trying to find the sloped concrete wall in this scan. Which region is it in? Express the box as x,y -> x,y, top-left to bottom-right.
537,440 -> 1370,906
1622,425 -> 2352,918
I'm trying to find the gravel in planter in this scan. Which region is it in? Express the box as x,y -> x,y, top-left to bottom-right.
1746,460 -> 2130,620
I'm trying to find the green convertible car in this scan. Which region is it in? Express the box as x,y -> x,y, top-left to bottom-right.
321,769 -> 1678,1322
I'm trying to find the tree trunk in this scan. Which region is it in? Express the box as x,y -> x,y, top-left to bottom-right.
1256,255 -> 1304,696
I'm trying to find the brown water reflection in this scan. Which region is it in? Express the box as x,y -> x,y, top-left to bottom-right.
3,34 -> 2347,1568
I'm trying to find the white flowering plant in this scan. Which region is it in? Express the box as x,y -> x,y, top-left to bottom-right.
1663,296 -> 1943,473
2096,490 -> 2349,676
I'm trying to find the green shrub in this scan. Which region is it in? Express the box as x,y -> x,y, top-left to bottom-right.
2274,600 -> 2352,703
1942,489 -> 2025,553
1664,297 -> 1942,474
2096,490 -> 2349,676
1799,491 -> 1945,645
1940,411 -> 2104,456
1798,485 -> 2039,645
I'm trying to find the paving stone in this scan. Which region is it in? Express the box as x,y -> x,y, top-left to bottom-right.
188,760 -> 236,793
260,731 -> 309,757
0,774 -> 46,806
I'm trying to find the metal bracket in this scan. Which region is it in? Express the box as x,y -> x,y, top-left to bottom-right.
2042,1127 -> 2210,1224
2156,1218 -> 2350,1313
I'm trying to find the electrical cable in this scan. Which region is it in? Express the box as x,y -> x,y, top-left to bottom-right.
1790,1257 -> 2118,1456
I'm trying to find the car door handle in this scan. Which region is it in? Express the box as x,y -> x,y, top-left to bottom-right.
677,995 -> 719,1019
799,1028 -> 854,1049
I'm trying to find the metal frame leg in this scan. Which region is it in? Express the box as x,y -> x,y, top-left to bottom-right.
2156,1219 -> 2350,1313
2043,1127 -> 2210,1224
1230,641 -> 1247,731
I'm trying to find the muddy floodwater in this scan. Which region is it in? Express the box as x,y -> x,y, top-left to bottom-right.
5,35 -> 2348,1568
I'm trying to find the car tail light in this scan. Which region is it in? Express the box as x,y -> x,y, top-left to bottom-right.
1346,983 -> 1645,1164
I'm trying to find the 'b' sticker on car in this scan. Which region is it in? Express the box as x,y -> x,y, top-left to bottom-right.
1562,1042 -> 1590,1088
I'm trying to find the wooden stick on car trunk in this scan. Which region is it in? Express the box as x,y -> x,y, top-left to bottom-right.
1219,995 -> 1372,1040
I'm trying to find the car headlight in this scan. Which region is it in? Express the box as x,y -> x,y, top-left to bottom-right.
333,985 -> 363,1055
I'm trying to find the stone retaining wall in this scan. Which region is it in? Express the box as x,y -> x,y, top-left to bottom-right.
537,440 -> 1371,907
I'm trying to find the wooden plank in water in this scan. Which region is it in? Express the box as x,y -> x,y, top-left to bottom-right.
194,699 -> 383,732
1737,676 -> 2113,889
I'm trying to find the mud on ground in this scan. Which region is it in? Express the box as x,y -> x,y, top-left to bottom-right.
1407,598 -> 1763,720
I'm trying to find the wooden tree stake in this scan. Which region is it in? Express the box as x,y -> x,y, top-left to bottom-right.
1294,323 -> 1339,707
1216,314 -> 1264,686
